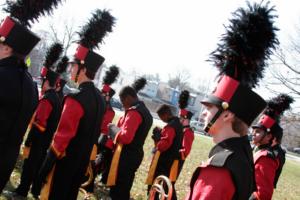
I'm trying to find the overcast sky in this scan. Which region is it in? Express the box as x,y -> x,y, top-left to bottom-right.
1,0 -> 300,98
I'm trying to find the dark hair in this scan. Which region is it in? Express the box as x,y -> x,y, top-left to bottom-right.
119,86 -> 137,99
85,68 -> 96,80
157,104 -> 172,116
48,79 -> 56,88
232,116 -> 248,136
76,63 -> 95,80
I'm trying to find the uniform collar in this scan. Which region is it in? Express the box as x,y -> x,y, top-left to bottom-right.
209,136 -> 249,157
0,56 -> 22,68
78,81 -> 94,90
258,143 -> 271,150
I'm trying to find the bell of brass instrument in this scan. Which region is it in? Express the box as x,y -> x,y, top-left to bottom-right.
149,175 -> 173,200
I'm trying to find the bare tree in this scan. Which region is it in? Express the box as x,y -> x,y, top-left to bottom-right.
265,24 -> 300,98
167,68 -> 191,90
27,30 -> 49,78
144,73 -> 161,83
47,18 -> 77,54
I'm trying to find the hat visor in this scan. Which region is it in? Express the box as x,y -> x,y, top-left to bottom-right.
68,58 -> 79,64
201,95 -> 222,107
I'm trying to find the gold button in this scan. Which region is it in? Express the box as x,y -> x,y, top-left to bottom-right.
222,102 -> 229,110
0,36 -> 5,42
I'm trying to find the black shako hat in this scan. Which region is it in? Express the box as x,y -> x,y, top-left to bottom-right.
0,0 -> 64,57
72,9 -> 115,74
178,90 -> 194,120
252,94 -> 294,140
40,43 -> 63,86
55,56 -> 69,88
201,1 -> 279,126
101,65 -> 119,97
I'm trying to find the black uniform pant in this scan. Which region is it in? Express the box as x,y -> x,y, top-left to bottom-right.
109,152 -> 143,200
15,139 -> 45,197
0,143 -> 20,193
48,155 -> 90,200
82,147 -> 113,193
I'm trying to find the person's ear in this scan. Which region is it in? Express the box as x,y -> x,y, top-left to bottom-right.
266,133 -> 273,141
222,111 -> 235,122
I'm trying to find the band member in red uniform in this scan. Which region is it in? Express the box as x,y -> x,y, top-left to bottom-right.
82,65 -> 119,193
0,0 -> 64,193
14,43 -> 63,198
147,104 -> 183,200
185,2 -> 278,200
178,90 -> 194,173
107,77 -> 153,200
37,9 -> 115,200
96,65 -> 119,182
55,56 -> 69,103
250,94 -> 294,200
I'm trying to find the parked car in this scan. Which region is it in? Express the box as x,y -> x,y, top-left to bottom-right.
293,147 -> 300,154
190,120 -> 206,135
111,98 -> 123,110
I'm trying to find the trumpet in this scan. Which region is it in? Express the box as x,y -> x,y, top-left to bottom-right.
148,175 -> 173,200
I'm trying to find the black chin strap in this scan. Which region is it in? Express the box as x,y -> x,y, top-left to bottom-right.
204,108 -> 223,133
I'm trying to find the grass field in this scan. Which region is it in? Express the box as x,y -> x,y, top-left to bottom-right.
1,117 -> 300,200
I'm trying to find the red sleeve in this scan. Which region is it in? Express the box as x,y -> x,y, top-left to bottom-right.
100,108 -> 115,134
181,128 -> 194,157
33,99 -> 53,132
156,126 -> 175,152
51,97 -> 84,155
254,156 -> 279,200
115,110 -> 142,145
185,166 -> 235,200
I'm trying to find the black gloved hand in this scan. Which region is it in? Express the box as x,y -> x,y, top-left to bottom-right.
98,133 -> 108,149
108,124 -> 121,141
151,147 -> 158,154
151,127 -> 161,142
95,152 -> 105,173
38,149 -> 58,184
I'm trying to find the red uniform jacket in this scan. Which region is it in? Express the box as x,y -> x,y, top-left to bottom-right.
185,165 -> 235,200
115,110 -> 142,145
253,150 -> 279,200
51,97 -> 84,154
101,106 -> 115,134
180,127 -> 194,159
100,106 -> 115,149
33,99 -> 53,132
156,126 -> 175,152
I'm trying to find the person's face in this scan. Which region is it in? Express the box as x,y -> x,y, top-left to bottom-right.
0,43 -> 12,59
41,79 -> 49,94
120,95 -> 132,110
55,84 -> 61,92
201,103 -> 220,134
252,128 -> 270,145
180,117 -> 190,126
69,63 -> 79,81
159,113 -> 169,123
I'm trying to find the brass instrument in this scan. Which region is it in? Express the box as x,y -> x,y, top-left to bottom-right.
148,175 -> 173,200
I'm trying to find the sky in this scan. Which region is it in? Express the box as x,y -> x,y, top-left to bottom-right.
1,0 -> 300,97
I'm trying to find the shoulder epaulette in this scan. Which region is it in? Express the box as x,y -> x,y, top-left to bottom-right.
266,149 -> 276,159
209,149 -> 234,167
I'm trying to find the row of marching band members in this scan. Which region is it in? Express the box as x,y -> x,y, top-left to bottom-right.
0,1 -> 292,200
